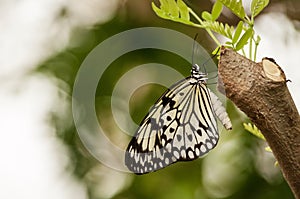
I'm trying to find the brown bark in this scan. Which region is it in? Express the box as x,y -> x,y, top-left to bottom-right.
218,46 -> 300,198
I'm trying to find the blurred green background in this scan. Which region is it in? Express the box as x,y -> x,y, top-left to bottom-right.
5,0 -> 299,198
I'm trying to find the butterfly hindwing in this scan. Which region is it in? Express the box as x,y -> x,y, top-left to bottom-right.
125,76 -> 219,174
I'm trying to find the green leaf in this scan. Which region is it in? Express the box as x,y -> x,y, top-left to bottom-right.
158,0 -> 167,11
235,28 -> 253,50
166,0 -> 179,17
211,0 -> 223,21
232,21 -> 244,44
212,46 -> 221,55
265,146 -> 272,152
177,0 -> 189,21
151,0 -> 198,26
218,0 -> 246,19
265,146 -> 278,165
255,35 -> 261,45
151,0 -> 179,19
201,11 -> 212,21
202,21 -> 234,39
251,0 -> 269,18
152,2 -> 167,19
243,123 -> 265,140
225,23 -> 233,39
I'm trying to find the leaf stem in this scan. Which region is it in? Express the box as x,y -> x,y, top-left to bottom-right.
249,35 -> 253,60
189,8 -> 221,46
253,41 -> 258,61
253,36 -> 260,61
188,8 -> 203,24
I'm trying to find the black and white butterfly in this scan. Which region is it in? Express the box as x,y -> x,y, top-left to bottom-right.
125,63 -> 232,174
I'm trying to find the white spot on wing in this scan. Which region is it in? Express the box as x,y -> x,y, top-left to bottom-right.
174,151 -> 180,159
200,145 -> 207,153
188,151 -> 194,159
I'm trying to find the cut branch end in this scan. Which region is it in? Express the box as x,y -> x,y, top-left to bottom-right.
262,58 -> 286,82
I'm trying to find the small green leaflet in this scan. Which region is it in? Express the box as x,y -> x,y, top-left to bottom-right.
218,0 -> 246,19
251,0 -> 269,18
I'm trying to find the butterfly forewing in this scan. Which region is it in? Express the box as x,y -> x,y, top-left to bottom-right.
125,72 -> 219,174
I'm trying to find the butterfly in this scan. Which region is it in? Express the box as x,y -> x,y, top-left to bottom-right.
125,63 -> 232,174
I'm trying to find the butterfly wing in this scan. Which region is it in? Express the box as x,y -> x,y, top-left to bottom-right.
125,77 -> 219,174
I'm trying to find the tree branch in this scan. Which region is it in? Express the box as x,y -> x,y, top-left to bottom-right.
218,46 -> 300,198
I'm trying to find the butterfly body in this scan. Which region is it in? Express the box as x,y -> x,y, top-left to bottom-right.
125,64 -> 231,174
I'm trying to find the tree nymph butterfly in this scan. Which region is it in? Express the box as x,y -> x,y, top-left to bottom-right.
125,63 -> 232,174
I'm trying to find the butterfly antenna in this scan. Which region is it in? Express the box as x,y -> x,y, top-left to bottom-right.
192,33 -> 199,66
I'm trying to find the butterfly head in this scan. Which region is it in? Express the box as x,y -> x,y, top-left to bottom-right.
191,64 -> 208,82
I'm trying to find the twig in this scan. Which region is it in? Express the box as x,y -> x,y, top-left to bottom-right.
218,46 -> 300,198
